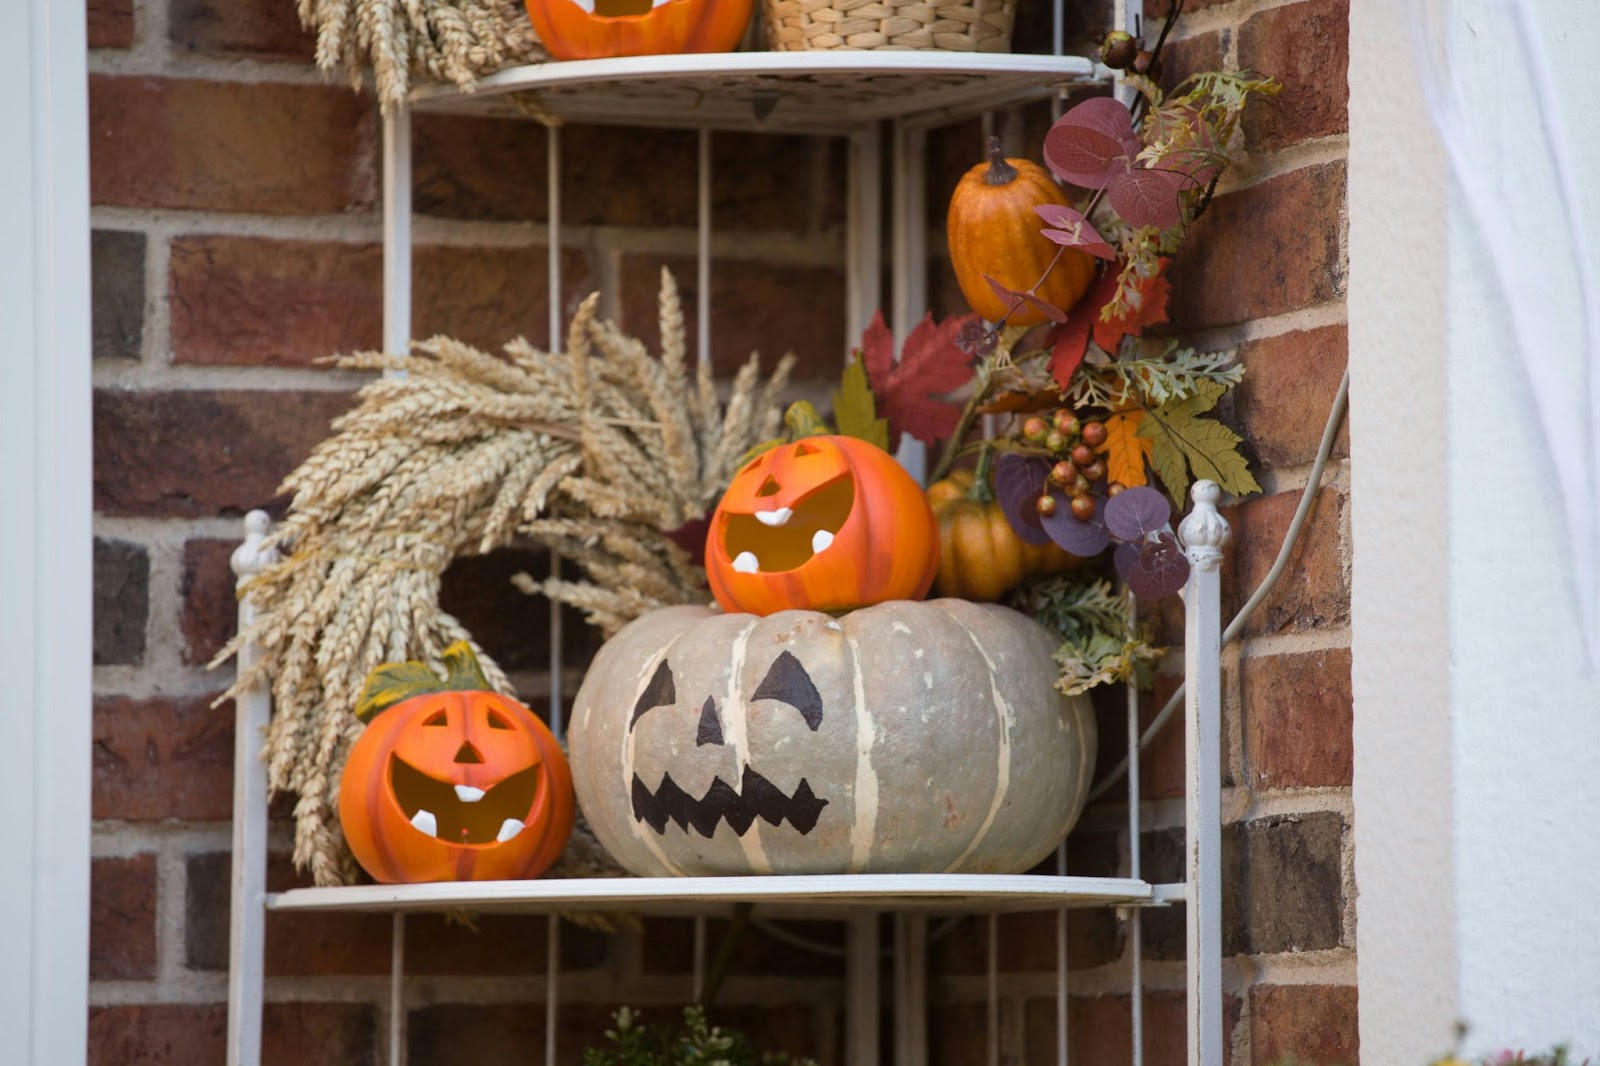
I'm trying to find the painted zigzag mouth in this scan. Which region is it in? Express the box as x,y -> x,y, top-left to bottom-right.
632,766 -> 828,838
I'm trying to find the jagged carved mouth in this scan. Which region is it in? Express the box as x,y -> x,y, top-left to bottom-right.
388,755 -> 539,846
721,475 -> 855,574
632,766 -> 828,837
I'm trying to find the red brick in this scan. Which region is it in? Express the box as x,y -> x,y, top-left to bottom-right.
1239,0 -> 1350,150
414,119 -> 821,234
94,537 -> 149,665
90,854 -> 158,979
1241,646 -> 1353,789
1250,984 -> 1358,1066
1228,486 -> 1348,637
93,693 -> 233,821
618,253 -> 845,381
94,389 -> 353,518
414,244 -> 592,353
88,0 -> 134,48
928,1001 -> 991,1066
169,237 -> 380,367
89,76 -> 376,214
169,236 -> 591,365
1023,991 -> 1241,1066
89,1003 -> 374,1066
92,228 -> 146,361
180,538 -> 239,666
1166,162 -> 1346,331
642,916 -> 843,977
1231,324 -> 1350,469
405,912 -> 609,975
404,1003 -> 641,1066
170,0 -> 316,60
1160,28 -> 1226,88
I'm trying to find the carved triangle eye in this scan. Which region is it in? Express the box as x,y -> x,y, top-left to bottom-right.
752,651 -> 823,731
695,697 -> 724,746
630,659 -> 675,729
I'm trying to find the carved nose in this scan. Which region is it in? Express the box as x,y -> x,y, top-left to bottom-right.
696,696 -> 724,747
453,741 -> 484,764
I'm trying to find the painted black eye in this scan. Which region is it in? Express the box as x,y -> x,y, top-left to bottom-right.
423,709 -> 448,727
752,651 -> 823,731
630,659 -> 675,729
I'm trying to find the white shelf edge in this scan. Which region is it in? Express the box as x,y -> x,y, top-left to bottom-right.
267,872 -> 1171,916
406,51 -> 1106,134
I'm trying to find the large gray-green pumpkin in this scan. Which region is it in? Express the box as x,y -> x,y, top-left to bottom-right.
569,598 -> 1095,876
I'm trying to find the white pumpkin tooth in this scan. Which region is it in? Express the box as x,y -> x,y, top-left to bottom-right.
454,785 -> 486,803
570,0 -> 595,11
652,0 -> 672,8
410,810 -> 438,837
755,507 -> 793,527
732,551 -> 760,574
496,817 -> 526,842
811,529 -> 834,553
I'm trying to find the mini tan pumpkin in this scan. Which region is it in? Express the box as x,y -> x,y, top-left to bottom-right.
569,599 -> 1096,876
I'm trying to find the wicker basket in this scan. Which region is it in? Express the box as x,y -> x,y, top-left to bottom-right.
764,0 -> 1015,52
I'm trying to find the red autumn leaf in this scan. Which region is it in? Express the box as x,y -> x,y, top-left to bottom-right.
1106,166 -> 1194,231
860,311 -> 978,448
1035,204 -> 1117,260
1043,97 -> 1140,190
983,274 -> 1069,324
1047,318 -> 1090,390
1093,264 -> 1171,353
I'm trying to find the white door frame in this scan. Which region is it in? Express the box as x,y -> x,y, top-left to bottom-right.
0,0 -> 94,1063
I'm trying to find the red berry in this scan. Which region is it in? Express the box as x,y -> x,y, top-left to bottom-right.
1044,431 -> 1068,454
1053,410 -> 1081,438
1036,494 -> 1059,517
1022,416 -> 1049,443
1132,49 -> 1161,77
1083,460 -> 1107,483
1070,495 -> 1096,521
1071,444 -> 1097,468
1051,461 -> 1077,486
1071,474 -> 1092,496
1107,482 -> 1126,498
1081,421 -> 1108,447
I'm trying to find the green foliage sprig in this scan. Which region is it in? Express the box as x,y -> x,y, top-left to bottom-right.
582,1007 -> 817,1066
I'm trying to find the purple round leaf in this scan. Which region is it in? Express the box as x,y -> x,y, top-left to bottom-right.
1043,98 -> 1140,190
1113,540 -> 1140,582
1039,489 -> 1111,556
1103,485 -> 1172,541
993,452 -> 1055,546
1126,532 -> 1190,599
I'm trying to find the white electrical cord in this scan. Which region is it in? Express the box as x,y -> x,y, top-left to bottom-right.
1087,366 -> 1351,802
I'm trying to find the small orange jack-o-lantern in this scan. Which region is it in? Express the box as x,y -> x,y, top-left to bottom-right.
704,431 -> 940,617
338,643 -> 574,884
524,0 -> 754,61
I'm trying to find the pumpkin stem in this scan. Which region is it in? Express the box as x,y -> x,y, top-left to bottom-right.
353,640 -> 494,723
969,443 -> 998,502
783,400 -> 833,440
441,641 -> 494,693
983,136 -> 1018,187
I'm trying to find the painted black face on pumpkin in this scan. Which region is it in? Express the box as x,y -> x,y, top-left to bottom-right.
627,652 -> 830,838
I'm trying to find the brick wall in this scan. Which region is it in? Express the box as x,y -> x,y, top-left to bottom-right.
88,0 -> 1354,1063
921,2 -> 1357,1064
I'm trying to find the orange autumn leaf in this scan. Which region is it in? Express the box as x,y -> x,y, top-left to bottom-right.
1097,410 -> 1152,488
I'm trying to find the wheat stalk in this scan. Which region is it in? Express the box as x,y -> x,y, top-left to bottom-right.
214,272 -> 791,885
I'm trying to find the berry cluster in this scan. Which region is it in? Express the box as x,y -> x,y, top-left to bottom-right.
1021,408 -> 1118,522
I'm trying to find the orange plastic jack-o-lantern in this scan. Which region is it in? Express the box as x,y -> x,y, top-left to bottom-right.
524,0 -> 754,61
705,431 -> 940,617
338,643 -> 574,883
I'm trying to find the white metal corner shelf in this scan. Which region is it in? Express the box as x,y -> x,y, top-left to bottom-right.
267,872 -> 1184,918
408,51 -> 1104,134
227,2 -> 1230,1064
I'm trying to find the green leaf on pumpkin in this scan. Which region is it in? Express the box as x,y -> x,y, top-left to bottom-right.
832,358 -> 890,452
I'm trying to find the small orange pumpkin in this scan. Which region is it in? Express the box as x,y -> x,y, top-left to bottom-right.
705,428 -> 939,616
338,643 -> 575,884
946,137 -> 1096,325
927,460 -> 1080,602
524,0 -> 753,61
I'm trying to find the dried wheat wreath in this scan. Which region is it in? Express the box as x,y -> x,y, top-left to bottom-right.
218,271 -> 794,887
